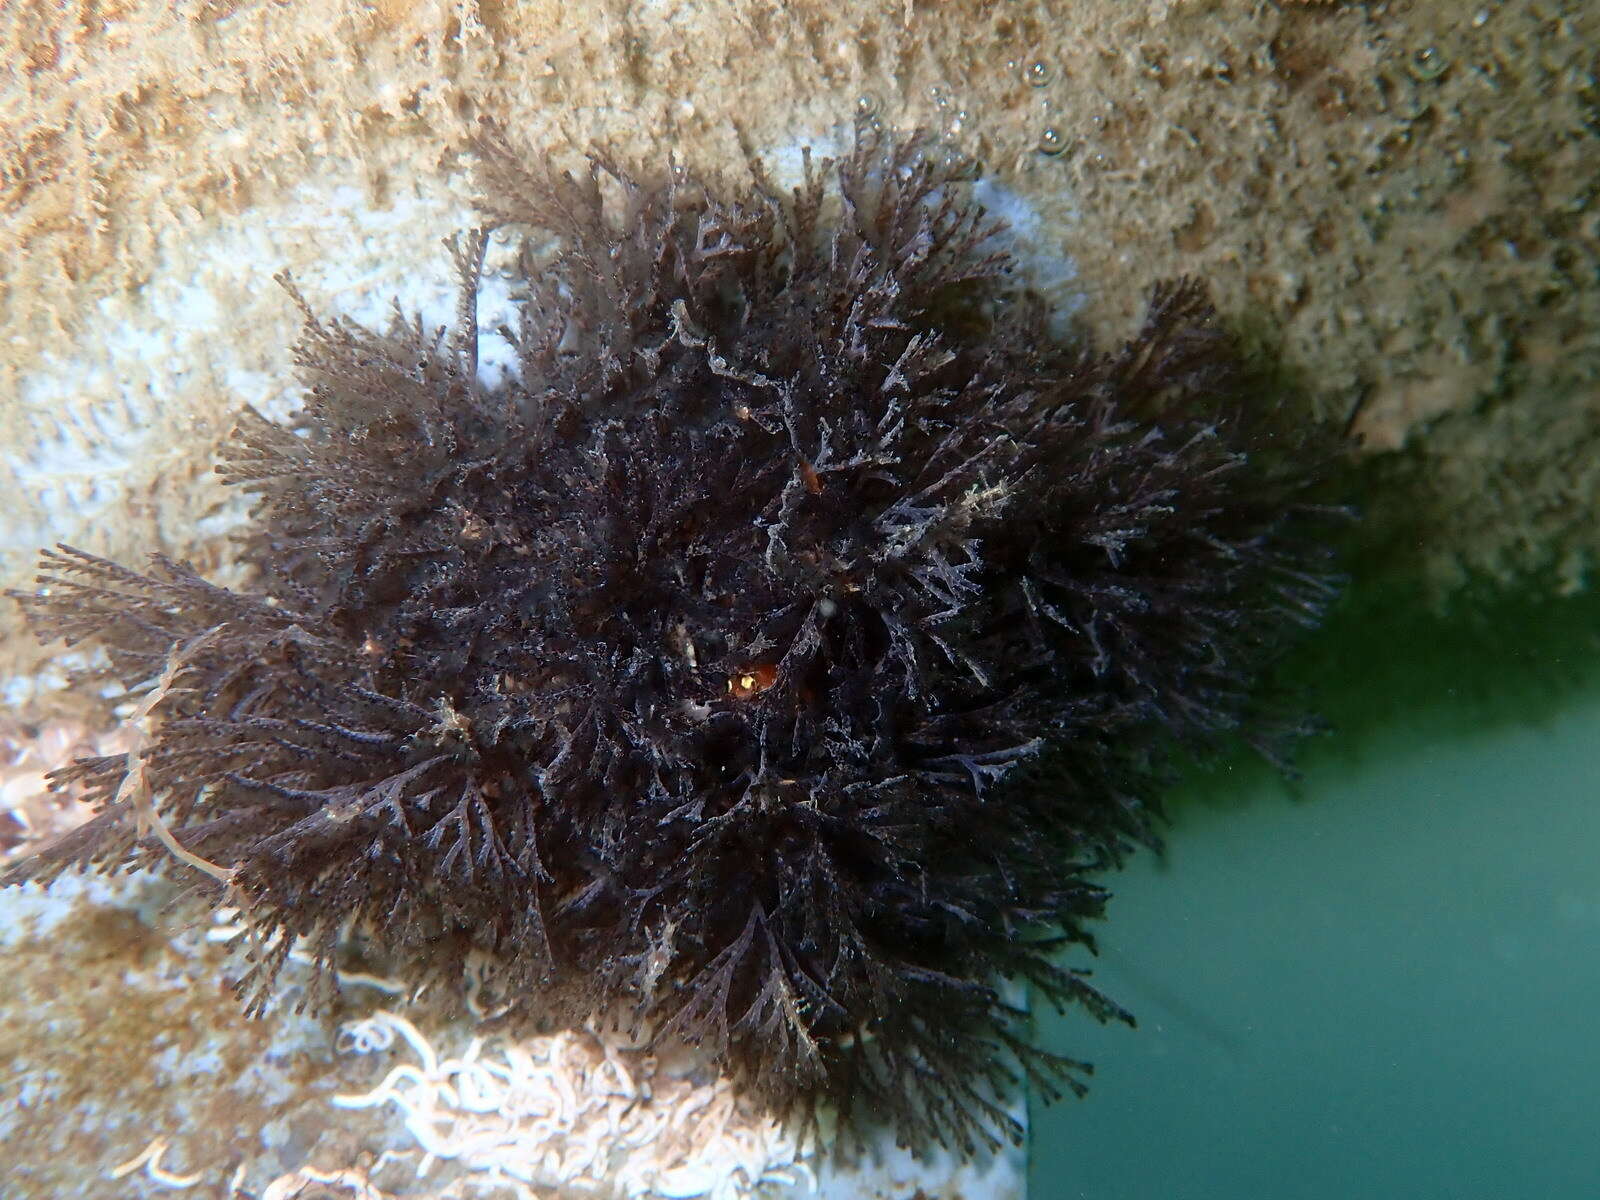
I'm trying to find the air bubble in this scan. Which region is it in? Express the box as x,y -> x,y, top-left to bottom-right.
943,150 -> 983,181
1407,46 -> 1450,83
1025,60 -> 1054,88
1037,127 -> 1068,157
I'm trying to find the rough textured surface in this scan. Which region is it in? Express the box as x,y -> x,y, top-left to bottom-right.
1,733 -> 1020,1196
0,873 -> 401,1199
0,0 -> 1594,1193
0,870 -> 1020,1199
1,1 -> 1597,695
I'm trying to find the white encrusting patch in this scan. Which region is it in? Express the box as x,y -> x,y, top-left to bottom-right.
323,1009 -> 812,1199
1,168 -> 521,582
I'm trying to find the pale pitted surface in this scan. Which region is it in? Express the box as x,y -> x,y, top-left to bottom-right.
1,0 -> 1597,660
0,2 -> 1593,1194
0,860 -> 1021,1198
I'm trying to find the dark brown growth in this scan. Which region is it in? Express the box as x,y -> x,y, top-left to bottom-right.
6,128 -> 1339,1154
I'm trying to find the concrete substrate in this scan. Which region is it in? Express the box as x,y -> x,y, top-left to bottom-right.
1,1 -> 1595,1195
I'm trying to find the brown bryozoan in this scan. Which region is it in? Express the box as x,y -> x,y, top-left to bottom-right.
6,127 -> 1341,1155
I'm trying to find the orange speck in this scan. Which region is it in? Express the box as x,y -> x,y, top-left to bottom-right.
729,663 -> 779,697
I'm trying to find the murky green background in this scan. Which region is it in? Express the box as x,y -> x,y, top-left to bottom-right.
1031,591 -> 1600,1198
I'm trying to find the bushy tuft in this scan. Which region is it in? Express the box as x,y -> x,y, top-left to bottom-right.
6,128 -> 1340,1154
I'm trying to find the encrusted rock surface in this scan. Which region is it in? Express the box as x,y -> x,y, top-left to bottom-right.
0,737 -> 1022,1199
0,1 -> 1594,1194
0,873 -> 396,1199
1,2 -> 1596,688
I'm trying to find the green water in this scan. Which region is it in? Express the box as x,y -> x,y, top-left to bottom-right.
1031,592 -> 1600,1198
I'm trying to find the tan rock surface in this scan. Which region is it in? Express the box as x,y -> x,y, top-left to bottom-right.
3,2 -> 1596,687
5,4 -> 1594,1191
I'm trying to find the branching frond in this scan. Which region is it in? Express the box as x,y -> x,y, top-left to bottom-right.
4,126 -> 1342,1157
